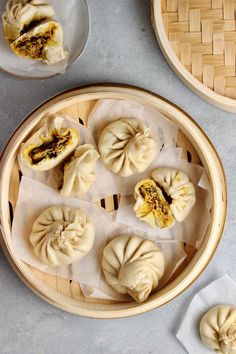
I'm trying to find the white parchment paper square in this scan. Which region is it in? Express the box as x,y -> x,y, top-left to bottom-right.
176,275 -> 236,354
87,98 -> 179,149
117,147 -> 182,196
18,116 -> 118,201
116,150 -> 212,246
87,98 -> 179,190
12,176 -> 115,286
12,177 -> 187,301
80,223 -> 187,301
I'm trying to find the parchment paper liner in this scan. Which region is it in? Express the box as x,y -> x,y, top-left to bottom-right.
12,177 -> 187,301
18,116 -> 117,202
13,99 -> 212,301
176,275 -> 236,354
116,149 -> 212,247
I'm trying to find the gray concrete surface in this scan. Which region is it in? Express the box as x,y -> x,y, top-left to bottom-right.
0,1 -> 235,353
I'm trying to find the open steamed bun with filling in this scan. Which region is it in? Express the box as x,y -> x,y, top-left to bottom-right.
102,235 -> 165,303
151,168 -> 196,222
134,179 -> 175,229
30,205 -> 95,267
10,20 -> 68,65
200,305 -> 236,354
2,0 -> 68,65
19,115 -> 79,171
98,118 -> 156,177
134,168 -> 196,229
2,0 -> 54,42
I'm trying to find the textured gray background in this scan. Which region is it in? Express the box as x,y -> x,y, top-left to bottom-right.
0,1 -> 235,353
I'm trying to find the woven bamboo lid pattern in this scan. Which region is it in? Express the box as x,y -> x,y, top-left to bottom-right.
152,1 -> 236,112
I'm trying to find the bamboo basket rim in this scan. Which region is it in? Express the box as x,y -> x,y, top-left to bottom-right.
151,0 -> 236,113
0,83 -> 227,318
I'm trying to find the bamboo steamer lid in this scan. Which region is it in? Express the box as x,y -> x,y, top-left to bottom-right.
152,0 -> 236,112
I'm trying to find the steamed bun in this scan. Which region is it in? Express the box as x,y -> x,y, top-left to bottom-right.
10,20 -> 68,64
151,167 -> 196,222
200,305 -> 236,354
60,144 -> 99,197
98,118 -> 156,177
19,116 -> 79,171
2,0 -> 54,41
30,205 -> 95,267
134,179 -> 175,229
102,235 -> 165,303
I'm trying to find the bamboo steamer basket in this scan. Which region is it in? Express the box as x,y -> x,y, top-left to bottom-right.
0,84 -> 226,318
151,0 -> 236,113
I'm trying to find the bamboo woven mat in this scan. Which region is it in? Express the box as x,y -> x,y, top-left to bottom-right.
161,0 -> 236,99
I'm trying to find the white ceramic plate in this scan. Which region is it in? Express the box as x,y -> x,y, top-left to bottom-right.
0,0 -> 90,79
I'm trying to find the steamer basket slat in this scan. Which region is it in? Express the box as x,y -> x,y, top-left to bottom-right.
0,84 -> 226,318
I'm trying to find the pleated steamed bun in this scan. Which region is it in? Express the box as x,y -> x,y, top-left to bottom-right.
98,118 -> 156,177
60,144 -> 100,197
102,235 -> 165,303
200,305 -> 236,354
151,167 -> 196,222
30,205 -> 95,267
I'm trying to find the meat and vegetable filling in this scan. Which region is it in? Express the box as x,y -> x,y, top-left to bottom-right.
20,19 -> 48,36
11,25 -> 57,59
28,130 -> 72,165
138,179 -> 174,228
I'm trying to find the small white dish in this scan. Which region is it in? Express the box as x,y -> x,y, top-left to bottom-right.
0,0 -> 90,79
